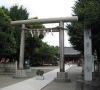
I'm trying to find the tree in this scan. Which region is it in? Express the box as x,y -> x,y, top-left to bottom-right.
39,44 -> 58,65
30,42 -> 58,66
0,5 -> 29,59
0,8 -> 10,28
67,0 -> 100,60
10,5 -> 29,20
25,17 -> 45,57
0,8 -> 16,57
9,5 -> 29,59
24,19 -> 59,66
0,5 -> 58,66
67,22 -> 84,53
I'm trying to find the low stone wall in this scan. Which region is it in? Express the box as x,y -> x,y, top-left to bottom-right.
0,61 -> 17,73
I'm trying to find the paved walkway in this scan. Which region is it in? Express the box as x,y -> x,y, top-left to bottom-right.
0,64 -> 72,90
42,65 -> 82,90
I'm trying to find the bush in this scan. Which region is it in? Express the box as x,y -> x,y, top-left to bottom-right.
36,69 -> 44,76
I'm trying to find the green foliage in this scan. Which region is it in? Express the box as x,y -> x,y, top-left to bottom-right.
0,5 -> 58,65
0,5 -> 29,58
34,43 -> 58,66
9,5 -> 29,59
25,34 -> 43,57
67,0 -> 100,57
73,0 -> 100,27
25,33 -> 58,66
67,22 -> 84,53
0,8 -> 14,56
1,6 -> 10,16
10,5 -> 29,20
0,8 -> 11,27
36,69 -> 44,76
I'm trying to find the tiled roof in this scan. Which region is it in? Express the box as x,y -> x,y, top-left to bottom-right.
64,47 -> 81,55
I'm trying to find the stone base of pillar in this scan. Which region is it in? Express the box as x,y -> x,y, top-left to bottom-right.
14,69 -> 27,78
25,68 -> 31,73
55,72 -> 71,82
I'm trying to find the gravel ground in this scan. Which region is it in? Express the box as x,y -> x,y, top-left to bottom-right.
0,66 -> 58,88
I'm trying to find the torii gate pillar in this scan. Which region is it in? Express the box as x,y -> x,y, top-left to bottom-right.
59,21 -> 65,72
55,21 -> 70,82
15,24 -> 27,78
19,24 -> 25,69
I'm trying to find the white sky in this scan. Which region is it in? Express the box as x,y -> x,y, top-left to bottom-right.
0,0 -> 76,47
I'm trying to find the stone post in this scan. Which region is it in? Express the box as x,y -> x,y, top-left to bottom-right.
84,28 -> 92,81
59,21 -> 65,72
14,24 -> 27,78
55,21 -> 70,82
19,24 -> 25,69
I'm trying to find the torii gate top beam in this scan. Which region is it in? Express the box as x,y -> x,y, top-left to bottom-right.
11,16 -> 78,25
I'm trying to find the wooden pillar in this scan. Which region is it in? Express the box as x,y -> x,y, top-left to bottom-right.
19,24 -> 25,69
84,28 -> 92,81
59,21 -> 65,72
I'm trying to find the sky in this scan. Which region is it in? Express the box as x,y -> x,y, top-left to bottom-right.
0,0 -> 76,47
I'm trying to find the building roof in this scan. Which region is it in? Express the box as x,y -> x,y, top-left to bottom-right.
64,47 -> 81,55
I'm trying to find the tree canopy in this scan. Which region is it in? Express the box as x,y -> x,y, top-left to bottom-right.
67,0 -> 100,59
0,5 -> 29,59
0,5 -> 58,66
0,8 -> 15,57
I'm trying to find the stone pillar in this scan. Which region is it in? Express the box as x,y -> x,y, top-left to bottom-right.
84,28 -> 92,81
14,24 -> 27,78
55,21 -> 70,82
19,24 -> 25,69
59,21 -> 65,72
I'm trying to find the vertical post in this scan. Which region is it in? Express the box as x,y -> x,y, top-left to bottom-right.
84,28 -> 92,81
59,21 -> 65,72
92,55 -> 94,72
19,24 -> 25,69
81,55 -> 84,75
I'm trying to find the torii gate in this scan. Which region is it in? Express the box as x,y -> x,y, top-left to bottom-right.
11,16 -> 93,81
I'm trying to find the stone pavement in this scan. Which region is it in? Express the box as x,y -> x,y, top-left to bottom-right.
0,69 -> 52,88
41,65 -> 82,90
0,64 -> 73,90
